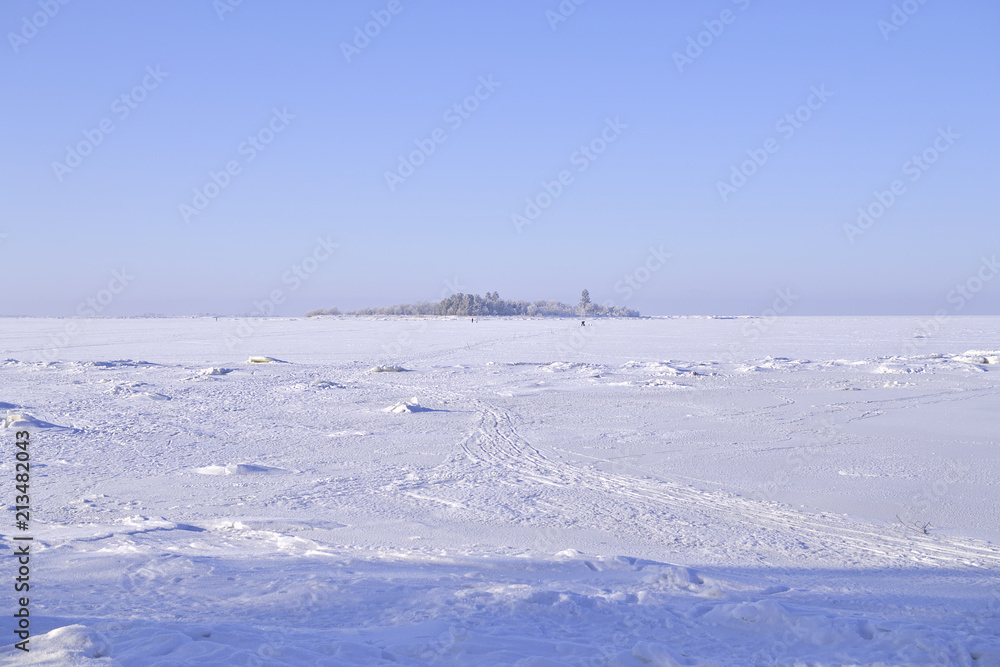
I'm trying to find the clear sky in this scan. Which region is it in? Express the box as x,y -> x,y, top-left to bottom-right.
2,0 -> 998,316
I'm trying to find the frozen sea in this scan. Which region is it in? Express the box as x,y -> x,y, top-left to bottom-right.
1,316 -> 998,666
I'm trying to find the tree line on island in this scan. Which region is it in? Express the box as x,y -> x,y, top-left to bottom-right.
307,290 -> 640,318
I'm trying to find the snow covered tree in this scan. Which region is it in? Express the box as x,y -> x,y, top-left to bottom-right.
323,290 -> 638,318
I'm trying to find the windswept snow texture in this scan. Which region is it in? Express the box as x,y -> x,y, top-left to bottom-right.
2,316 -> 1000,666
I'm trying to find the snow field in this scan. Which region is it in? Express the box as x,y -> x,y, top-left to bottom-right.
1,316 -> 998,665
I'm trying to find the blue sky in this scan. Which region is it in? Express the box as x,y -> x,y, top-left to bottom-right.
2,0 -> 998,316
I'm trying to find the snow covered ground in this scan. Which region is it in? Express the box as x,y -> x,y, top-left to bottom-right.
1,316 -> 999,666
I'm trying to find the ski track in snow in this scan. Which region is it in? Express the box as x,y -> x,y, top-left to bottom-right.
1,317 -> 999,665
422,391 -> 1000,571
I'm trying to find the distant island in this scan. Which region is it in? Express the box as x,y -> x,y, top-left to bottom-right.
307,290 -> 640,318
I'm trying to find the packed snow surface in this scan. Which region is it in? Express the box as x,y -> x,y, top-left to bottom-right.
1,316 -> 999,665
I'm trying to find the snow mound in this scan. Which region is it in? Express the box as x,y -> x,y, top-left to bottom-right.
954,350 -> 1000,365
195,464 -> 287,476
114,515 -> 203,534
106,382 -> 170,400
385,397 -> 429,413
644,378 -> 692,389
3,411 -> 73,430
129,392 -> 169,402
740,357 -> 810,372
543,361 -> 583,371
554,548 -> 586,559
543,362 -> 605,377
247,356 -> 276,363
309,379 -> 344,389
623,360 -> 686,374
545,361 -> 574,371
820,359 -> 869,368
873,360 -> 925,374
23,624 -> 112,661
623,360 -> 711,376
200,367 -> 233,376
78,359 -> 154,369
370,364 -> 407,372
3,411 -> 34,429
